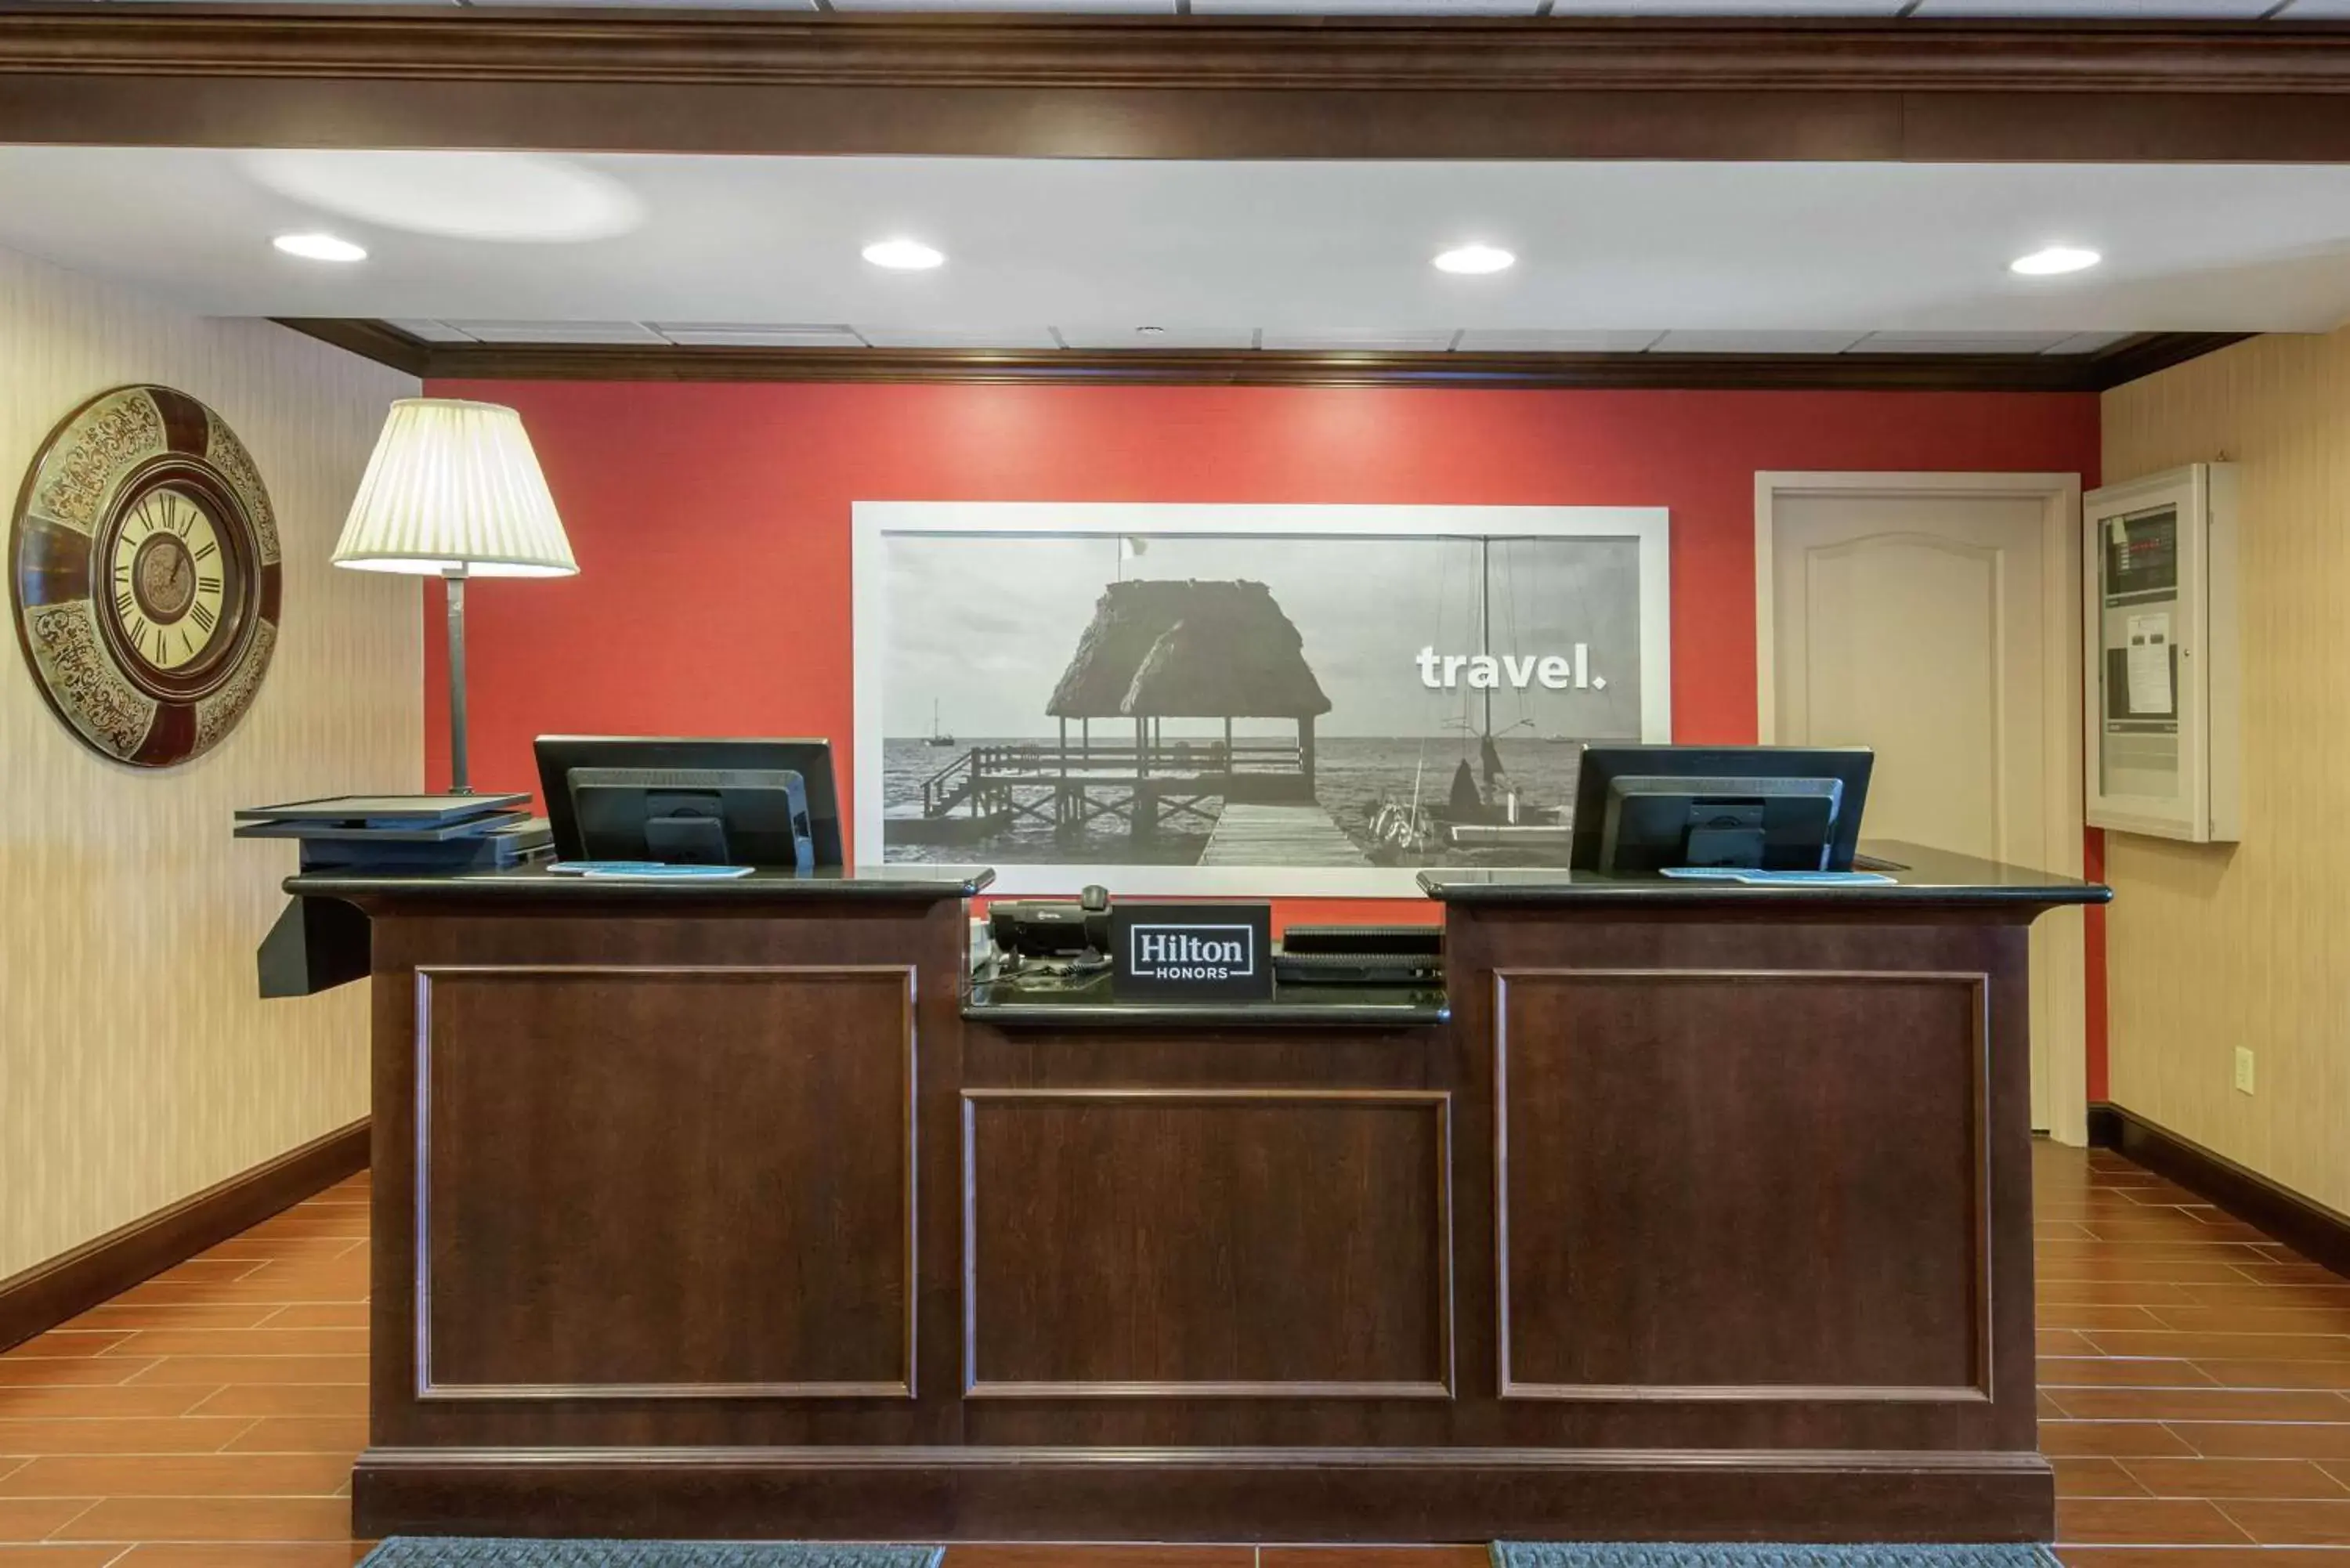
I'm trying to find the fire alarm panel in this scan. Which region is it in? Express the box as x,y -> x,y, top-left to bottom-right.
2084,463 -> 2240,843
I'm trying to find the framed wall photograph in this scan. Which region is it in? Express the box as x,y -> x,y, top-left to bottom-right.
854,503 -> 1671,895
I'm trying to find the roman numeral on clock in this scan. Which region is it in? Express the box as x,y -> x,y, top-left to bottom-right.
115,591 -> 136,617
190,602 -> 215,634
193,540 -> 217,562
197,575 -> 221,592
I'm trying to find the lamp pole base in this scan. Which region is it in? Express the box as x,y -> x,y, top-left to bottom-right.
445,569 -> 472,795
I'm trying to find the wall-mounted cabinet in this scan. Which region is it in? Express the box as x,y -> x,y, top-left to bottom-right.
2084,463 -> 2241,843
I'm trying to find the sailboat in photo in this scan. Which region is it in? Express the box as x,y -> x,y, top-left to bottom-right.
1365,537 -> 1573,860
1431,538 -> 1571,850
924,699 -> 956,749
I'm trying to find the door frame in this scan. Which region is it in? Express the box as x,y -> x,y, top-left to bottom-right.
1754,470 -> 2088,1146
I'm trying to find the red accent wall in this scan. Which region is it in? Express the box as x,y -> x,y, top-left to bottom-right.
423,379 -> 2104,1074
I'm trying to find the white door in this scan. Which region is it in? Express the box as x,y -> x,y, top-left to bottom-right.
1765,480 -> 2084,1136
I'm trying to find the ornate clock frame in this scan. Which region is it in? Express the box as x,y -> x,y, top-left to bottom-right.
9,385 -> 282,768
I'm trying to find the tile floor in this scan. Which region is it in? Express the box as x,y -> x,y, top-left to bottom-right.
2,1143 -> 2348,1565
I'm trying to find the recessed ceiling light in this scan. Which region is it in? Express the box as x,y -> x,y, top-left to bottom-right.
1434,244 -> 1515,276
1136,325 -> 1166,337
2010,245 -> 2102,277
862,238 -> 945,272
273,233 -> 367,264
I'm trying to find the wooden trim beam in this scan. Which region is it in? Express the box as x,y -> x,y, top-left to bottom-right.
7,13 -> 2350,94
8,13 -> 2350,161
0,1118 -> 370,1353
273,320 -> 2247,393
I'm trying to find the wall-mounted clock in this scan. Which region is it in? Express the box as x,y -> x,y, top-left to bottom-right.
10,385 -> 281,767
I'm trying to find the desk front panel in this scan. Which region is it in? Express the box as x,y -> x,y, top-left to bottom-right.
356,894 -> 2048,1540
366,900 -> 967,1452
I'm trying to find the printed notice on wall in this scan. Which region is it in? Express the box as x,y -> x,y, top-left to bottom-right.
2127,612 -> 2175,717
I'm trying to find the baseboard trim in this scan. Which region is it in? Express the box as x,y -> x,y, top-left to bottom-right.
353,1445 -> 2052,1541
0,1117 -> 370,1353
2088,1101 -> 2350,1281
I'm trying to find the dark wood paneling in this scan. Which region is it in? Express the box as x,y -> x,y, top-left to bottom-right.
2089,1101 -> 2350,1282
0,1117 -> 368,1355
278,320 -> 2240,393
7,14 -> 2350,164
414,963 -> 917,1400
1494,966 -> 1990,1403
352,1444 -> 2055,1543
961,1088 -> 1453,1398
365,901 -> 968,1455
1443,905 -> 2043,1476
348,889 -> 2058,1542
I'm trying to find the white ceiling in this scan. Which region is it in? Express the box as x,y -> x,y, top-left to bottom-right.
5,149 -> 2350,349
68,0 -> 2350,16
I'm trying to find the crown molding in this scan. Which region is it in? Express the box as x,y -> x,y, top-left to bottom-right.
8,12 -> 2350,160
273,320 -> 2248,394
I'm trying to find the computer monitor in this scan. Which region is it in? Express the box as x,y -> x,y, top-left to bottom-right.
533,737 -> 844,869
1570,745 -> 1873,874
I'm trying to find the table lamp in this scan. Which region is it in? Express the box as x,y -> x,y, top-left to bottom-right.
331,398 -> 577,793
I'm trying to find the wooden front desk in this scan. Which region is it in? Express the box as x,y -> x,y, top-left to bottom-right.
290,847 -> 2106,1545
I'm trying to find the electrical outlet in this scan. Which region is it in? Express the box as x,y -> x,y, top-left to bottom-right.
2234,1046 -> 2256,1096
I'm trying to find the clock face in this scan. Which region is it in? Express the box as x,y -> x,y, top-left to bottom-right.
10,385 -> 280,768
109,486 -> 231,675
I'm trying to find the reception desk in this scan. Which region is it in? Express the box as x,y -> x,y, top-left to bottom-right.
288,844 -> 2106,1545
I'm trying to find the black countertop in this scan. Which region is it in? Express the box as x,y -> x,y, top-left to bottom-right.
285,863 -> 993,902
1418,840 -> 2111,909
965,973 -> 1449,1028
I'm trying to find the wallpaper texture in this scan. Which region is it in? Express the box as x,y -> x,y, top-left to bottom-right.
0,244 -> 420,1279
2102,328 -> 2350,1217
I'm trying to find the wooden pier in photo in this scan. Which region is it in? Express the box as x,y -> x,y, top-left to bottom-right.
919,739 -> 1312,844
1200,804 -> 1369,867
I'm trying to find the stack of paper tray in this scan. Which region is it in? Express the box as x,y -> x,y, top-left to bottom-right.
235,793 -> 550,871
237,796 -> 554,998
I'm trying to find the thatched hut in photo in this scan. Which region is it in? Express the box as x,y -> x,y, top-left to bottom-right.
1047,579 -> 1332,791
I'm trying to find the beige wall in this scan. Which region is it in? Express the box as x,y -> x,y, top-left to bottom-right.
2101,329 -> 2350,1216
0,244 -> 420,1279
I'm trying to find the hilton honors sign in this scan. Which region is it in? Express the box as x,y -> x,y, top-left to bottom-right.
1111,902 -> 1275,1003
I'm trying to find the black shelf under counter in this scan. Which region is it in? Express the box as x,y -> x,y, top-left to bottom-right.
964,970 -> 1449,1028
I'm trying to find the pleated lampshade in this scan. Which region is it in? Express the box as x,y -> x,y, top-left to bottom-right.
332,399 -> 577,577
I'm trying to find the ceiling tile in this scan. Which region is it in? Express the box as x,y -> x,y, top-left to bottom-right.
2275,0 -> 2350,13
384,319 -> 479,344
2044,331 -> 2135,356
445,0 -> 820,6
652,323 -> 866,347
441,321 -> 667,345
1056,325 -> 1258,349
834,0 -> 1171,9
855,326 -> 1064,349
1556,0 -> 1901,12
1850,331 -> 2073,354
1650,330 -> 1871,355
106,0 -> 467,5
1454,329 -> 1668,352
1911,0 -> 2269,14
1196,0 -> 1537,13
1259,328 -> 1461,351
